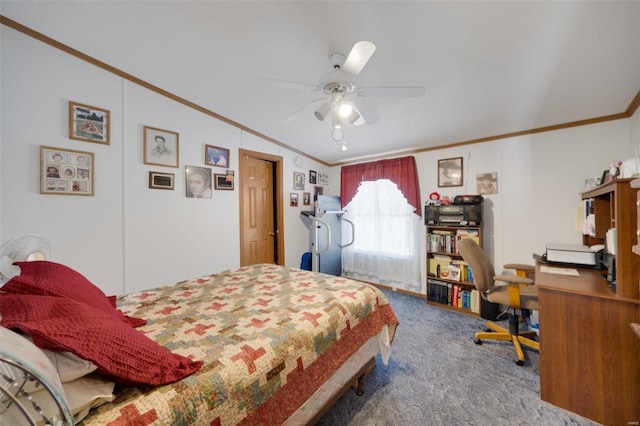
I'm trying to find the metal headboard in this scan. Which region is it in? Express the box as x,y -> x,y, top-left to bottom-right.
0,330 -> 74,426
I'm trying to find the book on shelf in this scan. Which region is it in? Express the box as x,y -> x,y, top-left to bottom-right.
442,264 -> 461,281
428,255 -> 452,277
455,229 -> 480,252
427,279 -> 452,305
427,279 -> 479,313
470,289 -> 480,313
428,229 -> 456,253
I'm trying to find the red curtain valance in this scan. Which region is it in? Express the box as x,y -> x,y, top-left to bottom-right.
340,156 -> 422,217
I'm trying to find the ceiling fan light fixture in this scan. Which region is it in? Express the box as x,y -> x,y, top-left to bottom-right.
314,102 -> 332,121
334,140 -> 348,151
347,109 -> 361,124
331,126 -> 344,142
337,102 -> 353,117
331,114 -> 344,142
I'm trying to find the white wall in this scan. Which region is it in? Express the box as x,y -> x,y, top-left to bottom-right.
0,26 -> 334,295
1,23 -> 636,297
411,119 -> 633,275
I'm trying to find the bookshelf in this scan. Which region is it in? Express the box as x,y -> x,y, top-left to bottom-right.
581,178 -> 639,300
425,224 -> 486,316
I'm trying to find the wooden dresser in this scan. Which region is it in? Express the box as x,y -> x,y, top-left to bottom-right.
536,178 -> 640,426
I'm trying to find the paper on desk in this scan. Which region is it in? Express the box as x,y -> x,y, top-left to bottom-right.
540,266 -> 580,276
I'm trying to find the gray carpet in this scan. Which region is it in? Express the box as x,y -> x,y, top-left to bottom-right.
317,289 -> 599,426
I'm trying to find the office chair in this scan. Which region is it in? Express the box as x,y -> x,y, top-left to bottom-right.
457,237 -> 540,366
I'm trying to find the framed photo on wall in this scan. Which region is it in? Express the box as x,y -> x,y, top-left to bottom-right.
303,192 -> 311,205
40,146 -> 94,195
309,170 -> 317,184
214,173 -> 234,190
144,126 -> 179,168
290,193 -> 299,207
69,101 -> 110,145
148,171 -> 174,190
293,172 -> 305,190
438,157 -> 463,187
205,145 -> 230,168
185,165 -> 212,198
317,172 -> 329,185
476,172 -> 498,195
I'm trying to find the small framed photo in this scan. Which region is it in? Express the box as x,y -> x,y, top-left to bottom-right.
205,145 -> 230,168
309,170 -> 317,184
185,165 -> 212,198
303,192 -> 311,206
144,126 -> 179,168
293,172 -> 305,190
438,157 -> 463,187
214,173 -> 234,190
318,172 -> 329,185
148,171 -> 174,190
69,101 -> 110,145
290,193 -> 299,207
41,146 -> 94,196
476,172 -> 498,195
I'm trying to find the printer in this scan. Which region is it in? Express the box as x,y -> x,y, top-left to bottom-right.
544,243 -> 603,267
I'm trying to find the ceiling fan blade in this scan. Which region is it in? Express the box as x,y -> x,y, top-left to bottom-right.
342,41 -> 376,76
262,77 -> 319,91
348,101 -> 366,126
283,98 -> 326,122
356,86 -> 426,98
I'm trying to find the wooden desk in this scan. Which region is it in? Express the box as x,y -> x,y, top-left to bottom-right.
536,263 -> 640,426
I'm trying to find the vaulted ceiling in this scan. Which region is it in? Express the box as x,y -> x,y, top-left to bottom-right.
2,1 -> 639,165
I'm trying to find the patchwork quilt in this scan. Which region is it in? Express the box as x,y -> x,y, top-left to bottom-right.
81,264 -> 398,425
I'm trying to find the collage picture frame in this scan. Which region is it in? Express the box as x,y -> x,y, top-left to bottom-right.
41,146 -> 94,195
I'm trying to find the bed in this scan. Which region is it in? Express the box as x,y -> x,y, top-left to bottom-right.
0,256 -> 399,425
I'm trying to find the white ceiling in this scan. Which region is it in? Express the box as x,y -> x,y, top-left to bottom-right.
2,1 -> 639,165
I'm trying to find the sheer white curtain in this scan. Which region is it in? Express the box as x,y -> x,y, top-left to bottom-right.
342,179 -> 422,292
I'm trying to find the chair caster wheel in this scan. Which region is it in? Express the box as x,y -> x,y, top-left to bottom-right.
485,328 -> 492,332
516,360 -> 524,366
474,339 -> 482,345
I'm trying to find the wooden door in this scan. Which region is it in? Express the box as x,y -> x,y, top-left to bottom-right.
239,149 -> 284,266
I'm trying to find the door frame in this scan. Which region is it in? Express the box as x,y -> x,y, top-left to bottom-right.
238,148 -> 285,266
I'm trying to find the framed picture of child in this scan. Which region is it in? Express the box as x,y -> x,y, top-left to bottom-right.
40,146 -> 94,196
69,101 -> 110,145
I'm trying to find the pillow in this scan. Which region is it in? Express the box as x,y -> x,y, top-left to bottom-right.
0,326 -> 66,399
9,375 -> 115,424
0,294 -> 202,386
0,328 -> 98,396
2,261 -> 145,328
26,338 -> 99,384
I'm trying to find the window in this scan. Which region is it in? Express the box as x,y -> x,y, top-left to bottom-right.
342,179 -> 421,291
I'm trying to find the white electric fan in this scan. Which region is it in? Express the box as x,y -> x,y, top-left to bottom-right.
0,234 -> 53,285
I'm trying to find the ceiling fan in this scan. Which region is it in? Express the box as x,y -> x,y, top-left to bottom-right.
265,41 -> 426,150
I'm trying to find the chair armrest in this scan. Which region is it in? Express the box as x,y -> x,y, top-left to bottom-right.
504,263 -> 535,279
494,274 -> 533,285
504,263 -> 534,272
494,274 -> 534,309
